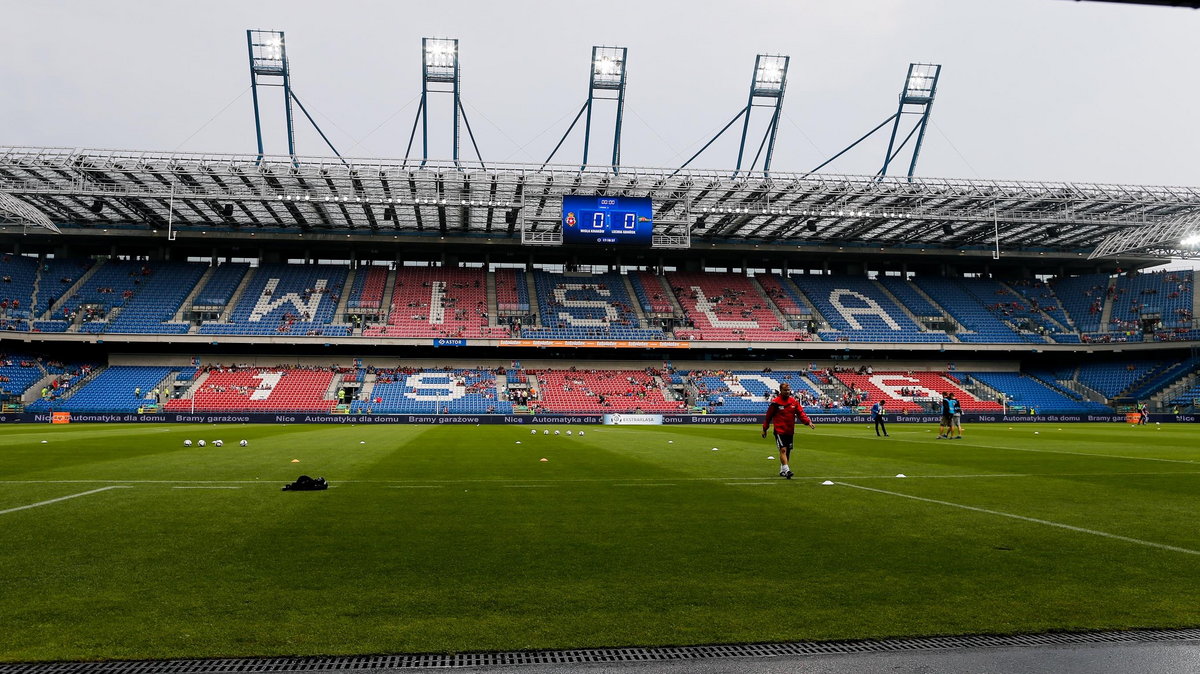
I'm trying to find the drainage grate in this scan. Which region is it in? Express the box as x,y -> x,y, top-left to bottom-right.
5,628 -> 1200,673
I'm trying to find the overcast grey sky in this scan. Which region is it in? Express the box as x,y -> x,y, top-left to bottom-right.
3,0 -> 1199,187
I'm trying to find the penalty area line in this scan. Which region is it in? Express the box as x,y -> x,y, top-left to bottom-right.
836,481 -> 1200,557
0,486 -> 132,516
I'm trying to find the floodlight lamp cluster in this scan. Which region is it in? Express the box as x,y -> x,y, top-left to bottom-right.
249,30 -> 286,71
752,55 -> 788,94
594,57 -> 618,76
903,64 -> 938,100
590,47 -> 626,89
424,38 -> 458,69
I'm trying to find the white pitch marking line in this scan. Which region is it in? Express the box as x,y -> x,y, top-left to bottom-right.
503,485 -> 553,488
836,481 -> 1200,557
0,486 -> 132,516
725,482 -> 780,486
389,485 -> 443,489
614,483 -> 677,487
172,486 -> 241,489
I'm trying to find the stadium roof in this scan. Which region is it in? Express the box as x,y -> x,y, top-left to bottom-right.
2,145 -> 1200,257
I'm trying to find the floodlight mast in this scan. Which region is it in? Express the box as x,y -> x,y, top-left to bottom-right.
585,46 -> 628,171
880,63 -> 941,180
542,46 -> 628,172
809,62 -> 941,181
736,54 -> 789,175
675,54 -> 789,177
406,38 -> 485,169
247,30 -> 296,160
245,29 -> 344,164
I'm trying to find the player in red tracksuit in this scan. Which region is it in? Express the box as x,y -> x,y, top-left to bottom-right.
761,382 -> 815,479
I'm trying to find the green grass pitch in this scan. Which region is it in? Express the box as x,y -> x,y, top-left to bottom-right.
2,421 -> 1200,662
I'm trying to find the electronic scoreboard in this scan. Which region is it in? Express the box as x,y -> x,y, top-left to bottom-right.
561,195 -> 653,246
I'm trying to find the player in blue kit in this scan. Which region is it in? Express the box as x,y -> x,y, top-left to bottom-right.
871,399 -> 888,437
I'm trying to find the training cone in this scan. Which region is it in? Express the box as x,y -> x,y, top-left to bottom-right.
821,480 -> 835,485
711,447 -> 719,451
539,458 -> 549,462
291,459 -> 300,463
767,456 -> 775,460
896,473 -> 907,478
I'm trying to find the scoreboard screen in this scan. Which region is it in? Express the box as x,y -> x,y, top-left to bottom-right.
562,195 -> 653,246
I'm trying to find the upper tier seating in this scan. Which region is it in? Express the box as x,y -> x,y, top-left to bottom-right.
349,369 -> 511,414
363,267 -> 507,339
495,269 -> 530,313
0,254 -> 39,327
530,369 -> 683,413
104,261 -> 207,334
756,275 -> 809,318
199,264 -> 350,337
1004,279 -> 1075,334
953,278 -> 1064,340
33,257 -> 95,318
40,260 -> 203,335
192,263 -> 250,308
29,365 -> 175,413
521,271 -> 664,340
690,370 -> 851,414
0,253 -> 1196,347
1110,270 -> 1194,331
668,272 -> 791,341
1051,273 -> 1109,333
913,277 -> 1031,343
630,272 -> 676,315
967,372 -> 1112,413
347,267 -> 388,311
831,370 -> 1003,413
163,367 -> 337,412
876,278 -> 943,316
790,275 -> 948,343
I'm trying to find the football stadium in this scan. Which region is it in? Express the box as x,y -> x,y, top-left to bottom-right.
4,1 -> 1200,672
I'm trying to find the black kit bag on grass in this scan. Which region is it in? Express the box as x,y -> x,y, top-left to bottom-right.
282,475 -> 328,491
